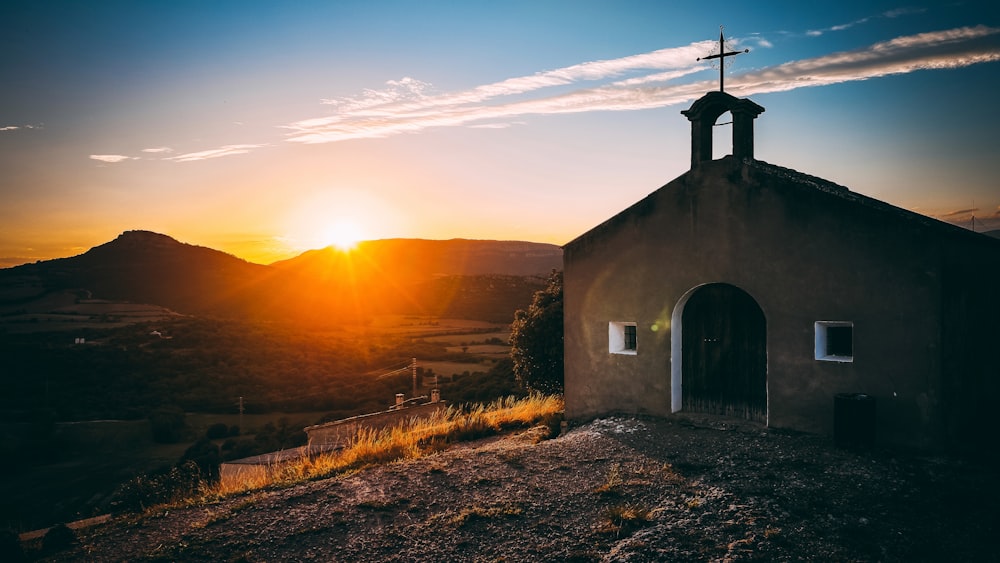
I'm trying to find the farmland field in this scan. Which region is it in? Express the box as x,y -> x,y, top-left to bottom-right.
1,313 -> 521,533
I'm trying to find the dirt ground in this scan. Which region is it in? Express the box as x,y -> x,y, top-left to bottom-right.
35,414 -> 999,562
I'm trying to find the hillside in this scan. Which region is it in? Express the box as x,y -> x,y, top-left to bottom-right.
33,415 -> 997,562
0,231 -> 277,318
0,231 -> 563,324
271,238 -> 562,278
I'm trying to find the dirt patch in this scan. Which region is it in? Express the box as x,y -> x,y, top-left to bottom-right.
39,415 -> 998,562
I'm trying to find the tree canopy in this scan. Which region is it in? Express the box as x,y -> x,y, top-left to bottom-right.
510,271 -> 564,394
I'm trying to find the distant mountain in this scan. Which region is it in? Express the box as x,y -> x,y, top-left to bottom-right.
984,229 -> 1000,240
268,238 -> 563,321
272,238 -> 562,280
0,231 -> 563,324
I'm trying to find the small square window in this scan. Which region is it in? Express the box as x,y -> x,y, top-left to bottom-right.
815,321 -> 853,362
609,322 -> 638,355
624,325 -> 637,351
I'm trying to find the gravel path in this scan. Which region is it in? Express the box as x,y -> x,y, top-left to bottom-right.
40,415 -> 998,562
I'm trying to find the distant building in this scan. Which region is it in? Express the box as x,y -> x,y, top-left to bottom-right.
563,90 -> 1000,452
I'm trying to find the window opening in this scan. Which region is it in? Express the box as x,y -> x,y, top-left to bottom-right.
815,321 -> 854,362
624,325 -> 637,351
609,322 -> 638,355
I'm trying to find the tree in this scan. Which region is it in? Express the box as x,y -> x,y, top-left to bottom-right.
180,438 -> 222,482
510,270 -> 564,394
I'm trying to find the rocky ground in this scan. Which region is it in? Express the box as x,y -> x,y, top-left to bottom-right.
30,415 -> 999,562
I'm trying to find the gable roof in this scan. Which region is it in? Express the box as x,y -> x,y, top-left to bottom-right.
564,155 -> 1000,257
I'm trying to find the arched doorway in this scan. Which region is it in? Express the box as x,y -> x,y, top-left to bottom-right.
672,283 -> 767,422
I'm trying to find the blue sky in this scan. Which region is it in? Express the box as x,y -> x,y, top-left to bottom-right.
1,0 -> 998,266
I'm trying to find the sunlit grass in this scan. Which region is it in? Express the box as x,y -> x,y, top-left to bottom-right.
598,502 -> 654,536
206,393 -> 563,500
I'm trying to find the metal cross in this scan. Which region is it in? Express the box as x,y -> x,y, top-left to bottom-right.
697,26 -> 749,92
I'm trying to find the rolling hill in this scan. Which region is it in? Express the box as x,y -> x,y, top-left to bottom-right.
0,231 -> 563,324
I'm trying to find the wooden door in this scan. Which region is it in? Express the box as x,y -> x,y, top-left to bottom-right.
682,284 -> 767,422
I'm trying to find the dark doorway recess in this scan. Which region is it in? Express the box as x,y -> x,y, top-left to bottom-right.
682,283 -> 767,422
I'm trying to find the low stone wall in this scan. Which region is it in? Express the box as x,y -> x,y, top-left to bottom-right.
219,445 -> 337,489
304,402 -> 449,448
219,400 -> 449,490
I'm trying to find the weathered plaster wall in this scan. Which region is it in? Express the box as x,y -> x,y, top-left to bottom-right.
939,239 -> 1000,454
565,156 -> 959,449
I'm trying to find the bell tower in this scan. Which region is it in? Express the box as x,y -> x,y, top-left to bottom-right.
681,91 -> 765,168
682,26 -> 764,169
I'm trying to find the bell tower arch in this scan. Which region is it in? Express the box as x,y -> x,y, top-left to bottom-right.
681,91 -> 764,168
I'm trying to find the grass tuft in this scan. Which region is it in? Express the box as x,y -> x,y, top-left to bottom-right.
593,463 -> 624,496
599,502 -> 654,536
205,393 -> 563,500
430,503 -> 525,527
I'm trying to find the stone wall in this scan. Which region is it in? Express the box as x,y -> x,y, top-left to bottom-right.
304,401 -> 449,448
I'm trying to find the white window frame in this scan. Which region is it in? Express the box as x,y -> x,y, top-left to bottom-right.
815,321 -> 854,363
609,321 -> 638,355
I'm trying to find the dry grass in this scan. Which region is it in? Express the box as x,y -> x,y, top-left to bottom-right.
429,503 -> 525,527
593,463 -> 624,495
599,502 -> 654,536
206,394 -> 563,500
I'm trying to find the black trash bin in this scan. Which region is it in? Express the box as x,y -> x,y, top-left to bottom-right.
834,393 -> 876,448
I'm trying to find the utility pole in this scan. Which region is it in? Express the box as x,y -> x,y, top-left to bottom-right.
412,358 -> 417,397
238,396 -> 244,435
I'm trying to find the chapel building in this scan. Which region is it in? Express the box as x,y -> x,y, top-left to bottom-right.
562,90 -> 1000,452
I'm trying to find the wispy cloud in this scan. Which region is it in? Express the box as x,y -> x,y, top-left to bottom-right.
1,124 -> 42,132
728,26 -> 1000,97
884,7 -> 926,19
469,121 -> 526,130
281,25 -> 1000,145
164,144 -> 265,162
89,154 -> 134,163
939,208 -> 978,217
283,40 -> 719,144
142,146 -> 173,154
748,35 -> 774,49
808,6 -> 927,36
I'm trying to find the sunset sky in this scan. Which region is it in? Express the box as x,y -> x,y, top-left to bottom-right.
2,1 -> 998,267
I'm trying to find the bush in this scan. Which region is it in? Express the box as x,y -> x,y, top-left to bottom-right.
111,461 -> 204,513
180,438 -> 222,482
221,438 -> 260,461
41,523 -> 76,554
441,358 -> 525,405
510,271 -> 564,394
0,529 -> 25,563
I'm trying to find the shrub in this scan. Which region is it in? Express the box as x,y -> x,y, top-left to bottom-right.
41,523 -> 76,554
111,460 -> 204,513
0,529 -> 25,563
510,271 -> 563,394
180,439 -> 222,482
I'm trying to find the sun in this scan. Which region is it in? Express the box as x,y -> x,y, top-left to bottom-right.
319,220 -> 365,251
